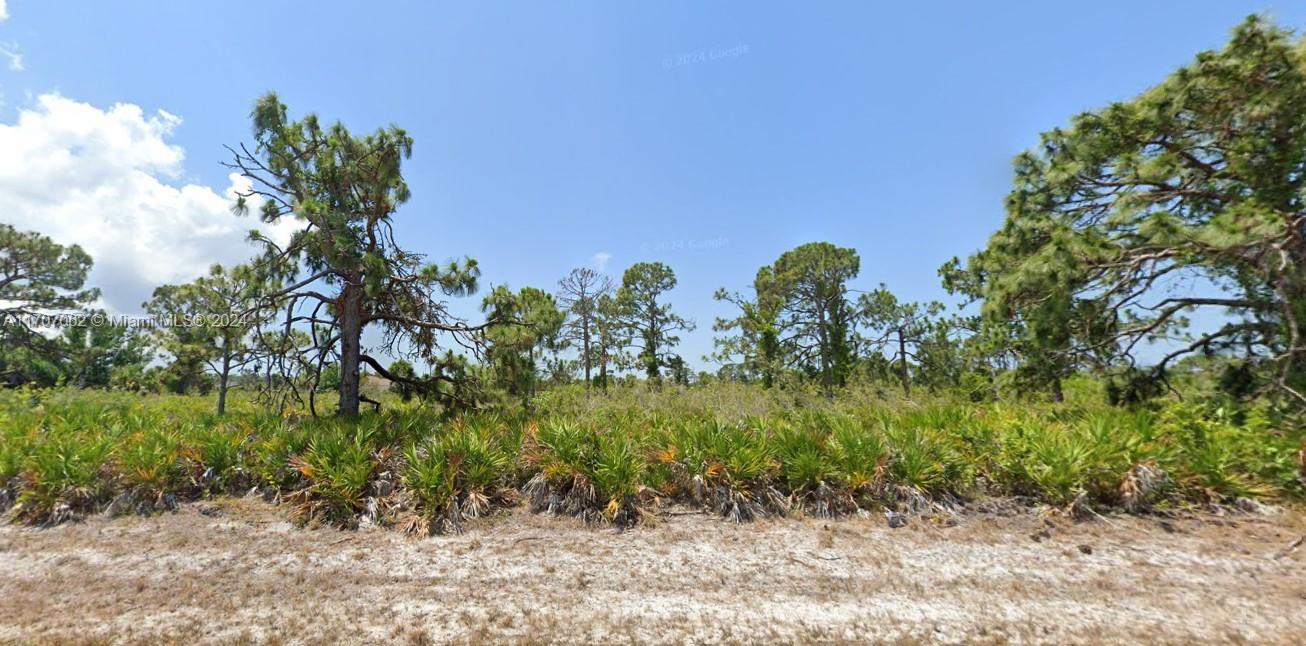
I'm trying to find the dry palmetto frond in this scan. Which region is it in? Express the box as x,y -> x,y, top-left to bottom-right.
1297,442 -> 1305,489
1121,461 -> 1167,512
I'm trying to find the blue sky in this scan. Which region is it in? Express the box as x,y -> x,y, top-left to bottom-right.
2,1 -> 1304,371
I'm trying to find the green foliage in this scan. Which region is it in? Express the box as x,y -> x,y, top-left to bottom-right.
1018,425 -> 1112,505
948,16 -> 1306,404
145,263 -> 264,413
527,420 -> 649,524
591,433 -> 646,514
481,286 -> 566,401
884,425 -> 955,496
387,359 -> 419,401
292,427 -> 376,525
857,285 -> 949,396
0,385 -> 1299,530
14,431 -> 113,523
824,415 -> 888,493
402,416 -> 515,533
0,224 -> 99,388
614,262 -> 694,383
109,364 -> 165,394
731,243 -> 860,393
230,93 -> 488,416
60,321 -> 152,389
774,424 -> 835,494
187,424 -> 249,491
249,419 -> 312,489
1163,406 -> 1286,500
116,428 -> 184,497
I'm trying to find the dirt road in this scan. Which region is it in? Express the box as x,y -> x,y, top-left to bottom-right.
1,498 -> 1303,644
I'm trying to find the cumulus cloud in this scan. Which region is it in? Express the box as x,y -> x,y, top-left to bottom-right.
0,94 -> 296,313
592,251 -> 611,272
0,1 -> 8,22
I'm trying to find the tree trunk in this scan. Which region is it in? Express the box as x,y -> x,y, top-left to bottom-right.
217,350 -> 231,416
898,327 -> 911,397
1050,377 -> 1064,403
527,347 -> 536,406
338,281 -> 364,416
582,317 -> 592,389
646,310 -> 660,383
816,309 -> 832,396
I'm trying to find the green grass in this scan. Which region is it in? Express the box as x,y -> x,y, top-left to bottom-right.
0,385 -> 1301,529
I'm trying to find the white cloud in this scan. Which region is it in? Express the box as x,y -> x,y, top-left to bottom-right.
0,42 -> 20,71
0,2 -> 20,71
592,251 -> 611,272
0,94 -> 296,313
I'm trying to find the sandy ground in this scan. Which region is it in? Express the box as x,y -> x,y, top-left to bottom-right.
0,499 -> 1303,645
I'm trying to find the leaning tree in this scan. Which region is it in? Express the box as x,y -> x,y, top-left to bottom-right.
227,93 -> 496,415
952,17 -> 1306,404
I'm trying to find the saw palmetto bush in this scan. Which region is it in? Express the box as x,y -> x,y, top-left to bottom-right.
882,422 -> 965,510
823,414 -> 889,506
773,420 -> 844,517
402,417 -> 516,534
1018,425 -> 1112,507
183,423 -> 251,493
524,419 -> 651,525
249,418 -> 314,491
115,427 -> 184,511
289,426 -> 378,527
0,421 -> 32,511
590,431 -> 649,525
523,420 -> 598,520
0,385 -> 1301,529
13,430 -> 114,524
1162,407 -> 1283,502
655,417 -> 783,522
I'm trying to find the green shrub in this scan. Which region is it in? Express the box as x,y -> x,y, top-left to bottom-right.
403,418 -> 514,533
525,420 -> 649,525
116,428 -> 184,501
0,386 -> 1299,529
291,428 -> 376,526
14,431 -> 113,523
184,423 -> 250,492
824,415 -> 888,494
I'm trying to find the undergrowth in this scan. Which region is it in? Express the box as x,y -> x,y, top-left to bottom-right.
0,387 -> 1301,530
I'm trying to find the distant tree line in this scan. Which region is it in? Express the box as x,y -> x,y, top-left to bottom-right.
1,16 -> 1303,414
